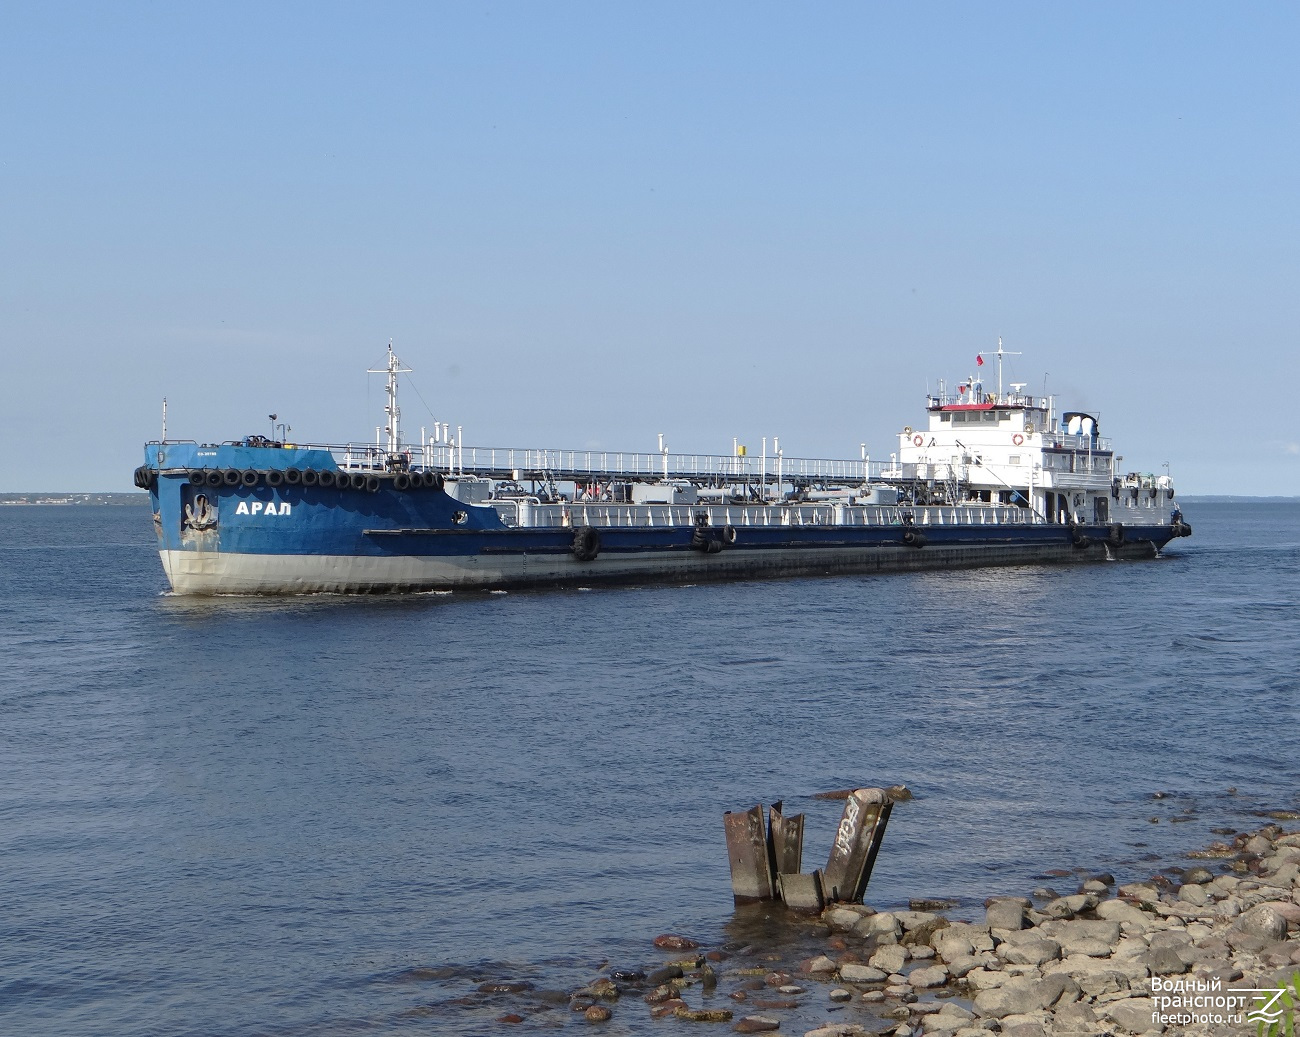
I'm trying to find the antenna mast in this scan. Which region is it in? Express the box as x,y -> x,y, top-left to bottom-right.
368,341 -> 413,455
995,336 -> 1021,400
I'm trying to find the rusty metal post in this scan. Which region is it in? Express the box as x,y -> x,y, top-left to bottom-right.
777,870 -> 825,912
724,805 -> 775,903
768,801 -> 804,878
821,788 -> 893,903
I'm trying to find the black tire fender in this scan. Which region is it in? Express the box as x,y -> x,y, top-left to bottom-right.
571,525 -> 601,561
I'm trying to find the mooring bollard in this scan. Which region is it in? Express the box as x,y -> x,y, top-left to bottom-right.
822,788 -> 893,904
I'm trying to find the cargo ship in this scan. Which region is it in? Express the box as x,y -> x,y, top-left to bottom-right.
135,342 -> 1191,595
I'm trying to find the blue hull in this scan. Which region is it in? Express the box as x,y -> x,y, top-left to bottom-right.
139,444 -> 1183,595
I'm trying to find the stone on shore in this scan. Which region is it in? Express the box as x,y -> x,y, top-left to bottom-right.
839,963 -> 888,983
1098,997 -> 1163,1033
870,945 -> 908,975
733,1017 -> 780,1033
985,899 -> 1029,931
907,965 -> 948,988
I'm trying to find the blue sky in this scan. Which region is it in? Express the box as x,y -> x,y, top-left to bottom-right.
3,2 -> 1297,493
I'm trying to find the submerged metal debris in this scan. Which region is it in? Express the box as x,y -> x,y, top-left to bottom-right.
724,788 -> 895,911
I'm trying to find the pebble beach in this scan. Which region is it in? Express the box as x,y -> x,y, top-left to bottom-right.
456,817 -> 1300,1036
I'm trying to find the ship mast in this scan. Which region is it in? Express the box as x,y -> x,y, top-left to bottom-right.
368,341 -> 413,455
994,336 -> 1021,401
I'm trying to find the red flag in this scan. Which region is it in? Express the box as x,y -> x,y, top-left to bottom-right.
976,354 -> 984,367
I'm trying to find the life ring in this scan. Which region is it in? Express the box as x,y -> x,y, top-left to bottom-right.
912,434 -> 924,447
1012,433 -> 1024,446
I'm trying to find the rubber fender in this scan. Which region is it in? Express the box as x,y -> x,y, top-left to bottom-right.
571,525 -> 601,561
240,469 -> 259,487
723,524 -> 737,545
205,470 -> 224,487
1107,522 -> 1125,546
430,472 -> 445,492
903,528 -> 926,548
348,472 -> 367,490
393,473 -> 412,491
705,539 -> 722,554
221,469 -> 241,486
364,475 -> 381,492
301,469 -> 319,486
1072,534 -> 1092,549
187,470 -> 206,486
266,470 -> 285,487
284,468 -> 303,485
316,469 -> 336,489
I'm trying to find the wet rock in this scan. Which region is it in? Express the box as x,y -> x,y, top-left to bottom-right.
910,898 -> 957,912
651,999 -> 687,1018
803,955 -> 837,974
985,899 -> 1029,931
585,1004 -> 613,1022
645,984 -> 677,1003
764,972 -> 793,987
829,988 -> 852,1002
777,985 -> 805,995
581,978 -> 619,1001
753,999 -> 800,1010
1080,879 -> 1110,894
478,980 -> 533,994
498,1014 -> 524,1024
675,1006 -> 734,1022
861,990 -> 885,1003
648,966 -> 685,985
733,1017 -> 780,1033
1182,866 -> 1214,884
839,963 -> 888,983
655,934 -> 701,951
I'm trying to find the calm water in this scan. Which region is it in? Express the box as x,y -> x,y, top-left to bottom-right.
1,502 -> 1297,1035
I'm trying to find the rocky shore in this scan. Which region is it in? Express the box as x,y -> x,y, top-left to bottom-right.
456,821 -> 1300,1035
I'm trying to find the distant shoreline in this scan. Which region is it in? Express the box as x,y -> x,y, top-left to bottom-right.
1179,496 -> 1300,504
0,493 -> 150,506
